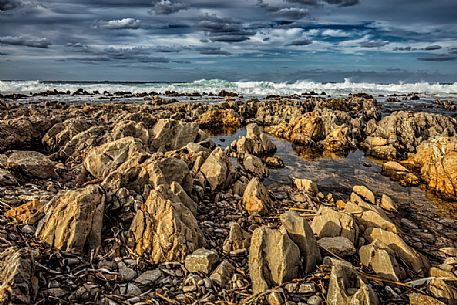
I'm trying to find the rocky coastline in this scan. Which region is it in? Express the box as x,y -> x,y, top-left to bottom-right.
1,90 -> 456,305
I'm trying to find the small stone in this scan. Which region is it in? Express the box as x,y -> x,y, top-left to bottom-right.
317,237 -> 356,256
182,285 -> 197,293
292,178 -> 319,194
440,247 -> 457,257
118,263 -> 137,282
126,283 -> 141,296
134,269 -> 162,285
353,185 -> 375,204
210,260 -> 236,288
267,291 -> 284,305
380,194 -> 397,212
185,248 -> 219,274
307,295 -> 323,305
298,283 -> 316,293
21,225 -> 35,235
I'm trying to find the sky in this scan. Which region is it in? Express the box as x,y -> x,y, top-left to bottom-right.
0,0 -> 457,82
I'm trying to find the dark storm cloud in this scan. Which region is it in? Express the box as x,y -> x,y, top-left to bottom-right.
417,55 -> 457,61
151,0 -> 188,15
273,8 -> 309,20
0,35 -> 51,48
423,45 -> 442,51
197,14 -> 254,43
290,39 -> 313,45
360,41 -> 389,48
285,0 -> 359,7
195,47 -> 231,55
0,0 -> 31,11
96,18 -> 141,29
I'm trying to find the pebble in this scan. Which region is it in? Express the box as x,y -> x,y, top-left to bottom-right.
307,295 -> 323,305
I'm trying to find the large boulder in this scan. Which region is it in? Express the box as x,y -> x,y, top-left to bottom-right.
410,136 -> 457,199
359,240 -> 405,281
0,168 -> 18,186
242,153 -> 268,178
249,227 -> 301,295
199,109 -> 241,129
242,177 -> 271,214
36,185 -> 105,253
280,211 -> 320,274
0,118 -> 34,152
199,147 -> 235,191
232,123 -> 276,156
6,151 -> 57,179
311,207 -> 359,244
0,247 -> 35,304
43,118 -> 96,151
149,119 -> 199,151
128,184 -> 205,263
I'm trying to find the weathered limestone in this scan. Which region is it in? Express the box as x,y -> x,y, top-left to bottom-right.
200,147 -> 235,191
149,119 -> 199,151
242,177 -> 271,214
243,153 -> 268,178
318,237 -> 356,257
199,109 -> 241,129
5,199 -> 44,225
6,151 -> 57,179
292,178 -> 319,195
37,185 -> 105,253
210,260 -> 236,288
379,194 -> 397,212
381,161 -> 419,186
359,240 -> 404,281
0,168 -> 18,186
128,184 -> 205,264
142,157 -> 193,194
232,123 -> 276,156
185,248 -> 219,274
352,185 -> 375,204
311,207 -> 359,244
223,223 -> 251,253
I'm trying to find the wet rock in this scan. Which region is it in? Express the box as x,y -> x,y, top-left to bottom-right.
199,109 -> 241,128
359,240 -> 404,281
129,184 -> 206,263
322,126 -> 355,152
409,293 -> 446,305
381,161 -> 420,186
5,199 -> 44,225
410,136 -> 457,199
0,168 -> 18,186
318,237 -> 356,256
6,151 -> 57,179
149,119 -> 199,151
37,185 -> 105,253
185,248 -> 219,274
311,207 -> 359,244
223,223 -> 251,253
352,185 -> 375,204
0,247 -> 34,305
210,260 -> 236,288
243,153 -> 268,178
280,211 -> 320,273
242,177 -> 271,214
292,178 -> 319,195
249,226 -> 301,294
365,228 -> 428,274
232,123 -> 276,156
134,269 -> 162,285
379,194 -> 397,212
200,147 -> 235,191
327,260 -> 379,305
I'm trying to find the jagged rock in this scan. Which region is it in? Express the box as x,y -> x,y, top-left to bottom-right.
264,155 -> 284,168
112,120 -> 149,145
185,248 -> 219,274
6,151 -> 57,179
43,118 -> 96,151
149,119 -> 199,151
134,269 -> 162,285
327,260 -> 379,305
249,226 -> 301,294
365,228 -> 428,274
409,293 -> 446,305
56,126 -> 106,162
280,211 -> 320,273
210,260 -> 236,288
379,194 -> 398,212
0,168 -> 17,186
243,153 -> 268,177
318,237 -> 356,256
170,181 -> 197,214
232,123 -> 276,156
322,126 -> 355,152
84,136 -> 146,179
0,247 -> 35,305
311,207 -> 359,244
344,200 -> 398,234
428,278 -> 457,301
359,240 -> 404,281
0,118 -> 33,152
353,185 -> 375,204
429,266 -> 457,280
142,157 -> 193,194
381,161 -> 420,186
5,199 -> 44,225
199,109 -> 241,128
200,147 -> 235,191
223,223 -> 251,253
117,262 -> 137,281
128,184 -> 205,263
242,177 -> 271,214
37,185 -> 105,253
410,136 -> 457,199
292,178 -> 319,195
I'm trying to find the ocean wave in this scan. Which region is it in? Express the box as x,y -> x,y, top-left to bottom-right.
1,78 -> 457,97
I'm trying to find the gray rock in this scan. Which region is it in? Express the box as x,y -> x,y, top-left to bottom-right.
210,260 -> 236,288
317,237 -> 356,256
200,147 -> 235,191
134,269 -> 163,285
359,240 -> 405,281
6,150 -> 57,179
242,177 -> 271,214
185,248 -> 219,274
243,154 -> 268,178
311,207 -> 359,244
0,168 -> 18,186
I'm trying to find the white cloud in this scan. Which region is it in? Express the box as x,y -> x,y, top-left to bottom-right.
97,18 -> 141,30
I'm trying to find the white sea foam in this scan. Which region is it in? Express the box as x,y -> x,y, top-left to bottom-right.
1,78 -> 457,97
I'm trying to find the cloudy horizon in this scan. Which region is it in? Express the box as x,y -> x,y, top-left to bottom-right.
1,0 -> 457,82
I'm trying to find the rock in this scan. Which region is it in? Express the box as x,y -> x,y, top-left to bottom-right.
210,260 -> 236,288
327,260 -> 379,305
307,295 -> 323,305
365,228 -> 428,274
410,136 -> 457,199
185,248 -> 219,274
118,262 -> 137,282
199,109 -> 241,128
249,226 -> 301,294
311,207 -> 359,244
267,291 -> 284,305
429,266 -> 457,280
200,147 -> 235,191
409,293 -> 446,305
318,237 -> 356,256
142,157 -> 193,194
84,136 -> 145,179
264,156 -> 284,168
6,151 -> 57,179
37,185 -> 105,253
0,168 -> 18,186
128,184 -> 206,263
5,199 -> 44,225
322,126 -> 355,152
0,247 -> 34,304
359,240 -> 404,281
170,181 -> 197,214
381,161 -> 420,186
0,118 -> 34,152
379,194 -> 398,212
134,269 -> 162,285
292,178 -> 319,195
149,119 -> 199,151
243,154 -> 268,178
43,118 -> 96,151
126,283 -> 141,296
344,200 -> 398,233
428,278 -> 457,301
112,120 -> 149,146
242,177 -> 271,214
233,123 -> 276,156
352,185 -> 375,204
280,211 -> 320,273
439,247 -> 457,257
223,223 -> 251,253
